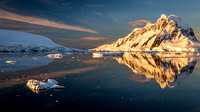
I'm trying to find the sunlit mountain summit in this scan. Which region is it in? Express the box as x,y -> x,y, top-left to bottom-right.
115,52 -> 197,88
93,14 -> 200,52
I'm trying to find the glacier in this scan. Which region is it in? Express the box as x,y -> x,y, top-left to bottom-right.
0,29 -> 83,52
92,14 -> 200,52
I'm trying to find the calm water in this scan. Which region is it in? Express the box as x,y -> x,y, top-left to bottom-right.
1,52 -> 200,112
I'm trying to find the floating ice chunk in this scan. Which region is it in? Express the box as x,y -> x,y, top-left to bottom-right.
26,79 -> 64,93
5,60 -> 18,64
93,52 -> 124,58
51,84 -> 65,89
47,54 -> 63,59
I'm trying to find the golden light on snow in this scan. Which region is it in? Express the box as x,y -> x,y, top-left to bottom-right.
5,60 -> 18,64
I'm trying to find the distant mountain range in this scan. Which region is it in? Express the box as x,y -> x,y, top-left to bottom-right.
93,14 -> 200,52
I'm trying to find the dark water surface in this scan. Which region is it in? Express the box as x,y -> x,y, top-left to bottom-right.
1,52 -> 200,112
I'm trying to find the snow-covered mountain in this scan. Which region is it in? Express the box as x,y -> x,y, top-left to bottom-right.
93,14 -> 200,52
115,52 -> 197,88
0,29 -> 83,52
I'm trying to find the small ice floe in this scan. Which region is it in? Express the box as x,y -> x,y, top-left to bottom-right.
26,79 -> 64,93
47,54 -> 63,59
93,52 -> 124,58
5,60 -> 18,64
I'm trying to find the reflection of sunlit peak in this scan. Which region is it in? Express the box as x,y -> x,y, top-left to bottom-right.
115,52 -> 197,89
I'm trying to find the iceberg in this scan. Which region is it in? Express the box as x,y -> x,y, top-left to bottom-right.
26,79 -> 64,93
47,53 -> 63,59
93,52 -> 124,58
5,60 -> 18,64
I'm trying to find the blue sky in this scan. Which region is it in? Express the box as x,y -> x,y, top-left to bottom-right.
0,0 -> 200,49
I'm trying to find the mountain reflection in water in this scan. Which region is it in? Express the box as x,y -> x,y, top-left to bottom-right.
114,52 -> 197,89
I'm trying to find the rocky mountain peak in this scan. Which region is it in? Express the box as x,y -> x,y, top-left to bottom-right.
93,14 -> 199,52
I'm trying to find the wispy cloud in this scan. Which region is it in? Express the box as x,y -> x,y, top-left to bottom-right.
128,20 -> 152,28
85,5 -> 105,7
82,37 -> 109,41
195,33 -> 200,37
93,11 -> 102,16
0,9 -> 98,34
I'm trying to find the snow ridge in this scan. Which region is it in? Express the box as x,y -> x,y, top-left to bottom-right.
93,14 -> 200,52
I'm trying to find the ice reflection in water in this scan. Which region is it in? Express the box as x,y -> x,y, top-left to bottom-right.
0,53 -> 72,72
114,52 -> 197,88
0,52 -> 97,90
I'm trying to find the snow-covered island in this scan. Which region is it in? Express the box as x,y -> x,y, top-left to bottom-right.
92,14 -> 200,52
0,29 -> 82,53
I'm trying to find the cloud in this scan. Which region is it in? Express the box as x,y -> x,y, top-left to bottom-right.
195,33 -> 200,37
0,9 -> 98,34
85,5 -> 105,7
114,18 -> 120,23
93,11 -> 102,16
128,19 -> 152,28
82,37 -> 109,41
